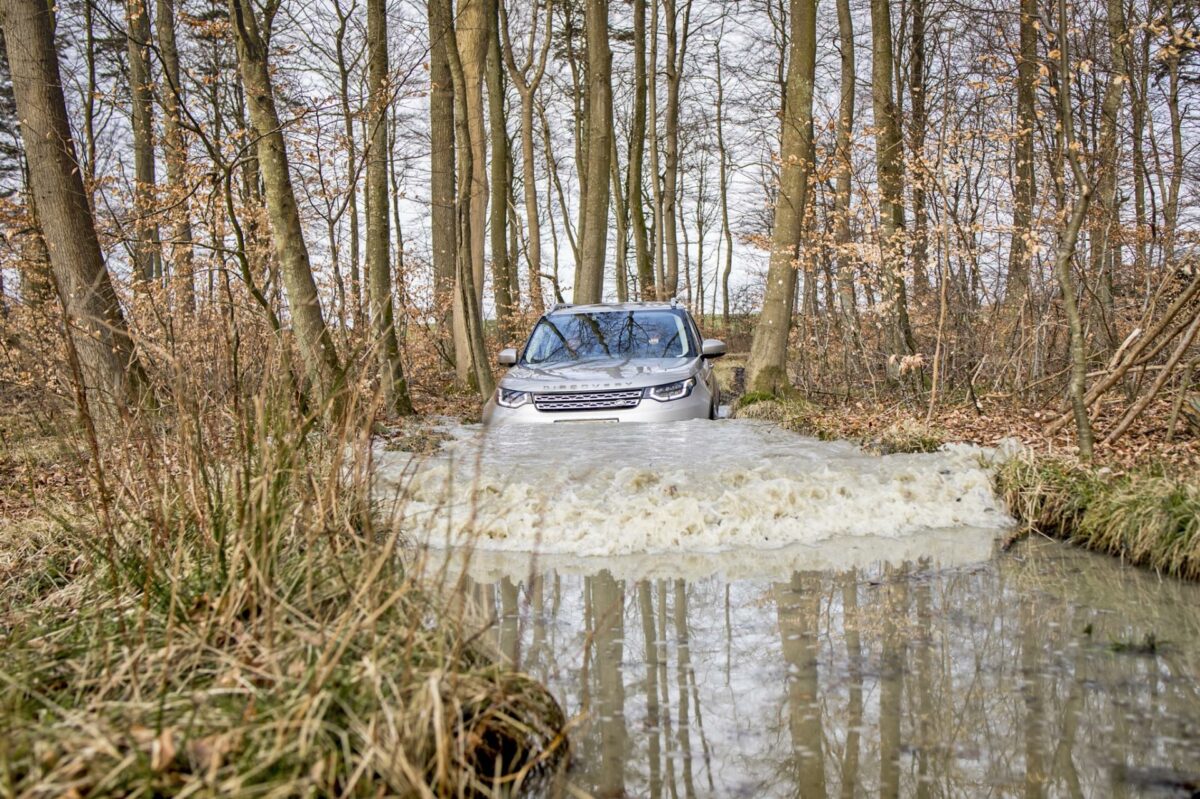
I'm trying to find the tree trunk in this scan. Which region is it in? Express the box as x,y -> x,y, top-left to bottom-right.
661,0 -> 689,298
441,0 -> 495,397
716,41 -> 734,325
486,0 -> 515,341
155,0 -> 195,313
833,0 -> 860,344
629,0 -> 652,300
367,0 -> 413,415
908,0 -> 930,299
3,0 -> 149,414
428,0 -> 457,361
870,0 -> 918,359
126,0 -> 160,284
1088,0 -> 1128,354
648,0 -> 664,297
744,0 -> 818,396
228,0 -> 342,403
572,0 -> 612,304
1006,0 -> 1037,305
498,0 -> 552,314
1053,0 -> 1095,460
451,0 -> 489,385
334,0 -> 363,331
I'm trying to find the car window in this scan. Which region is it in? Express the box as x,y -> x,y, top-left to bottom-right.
523,310 -> 695,364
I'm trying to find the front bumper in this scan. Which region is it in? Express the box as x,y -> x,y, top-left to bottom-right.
483,383 -> 714,424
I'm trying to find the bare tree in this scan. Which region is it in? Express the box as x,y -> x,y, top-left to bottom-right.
870,0 -> 918,360
228,0 -> 343,402
573,0 -> 612,303
745,0 -> 818,395
126,0 -> 161,283
367,0 -> 413,414
3,0 -> 149,413
428,0 -> 457,358
155,0 -> 195,312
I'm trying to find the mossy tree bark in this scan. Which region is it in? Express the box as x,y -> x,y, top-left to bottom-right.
2,0 -> 149,415
228,0 -> 343,405
744,0 -> 818,397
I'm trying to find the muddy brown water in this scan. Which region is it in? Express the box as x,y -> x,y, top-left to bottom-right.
379,422 -> 1200,797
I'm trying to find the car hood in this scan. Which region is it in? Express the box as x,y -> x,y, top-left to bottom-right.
500,357 -> 699,392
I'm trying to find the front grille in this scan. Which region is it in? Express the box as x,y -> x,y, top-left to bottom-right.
534,389 -> 643,412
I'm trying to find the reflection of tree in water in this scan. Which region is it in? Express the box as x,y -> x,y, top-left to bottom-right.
458,545 -> 1200,797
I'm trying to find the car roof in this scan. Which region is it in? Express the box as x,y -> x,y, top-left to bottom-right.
546,301 -> 684,316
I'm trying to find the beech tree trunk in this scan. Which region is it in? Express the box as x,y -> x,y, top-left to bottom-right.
745,0 -> 817,396
367,0 -> 413,415
1006,0 -> 1037,305
126,0 -> 160,284
573,0 -> 612,304
833,0 -> 860,343
3,0 -> 149,414
228,0 -> 342,403
486,0 -> 515,341
629,0 -> 652,301
451,0 -> 489,385
155,0 -> 195,313
499,0 -> 551,315
441,0 -> 495,397
428,0 -> 457,360
870,0 -> 918,359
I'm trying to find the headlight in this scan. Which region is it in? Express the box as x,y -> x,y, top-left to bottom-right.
495,387 -> 532,408
646,377 -> 696,402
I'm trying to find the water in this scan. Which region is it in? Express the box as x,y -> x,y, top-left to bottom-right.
374,420 -> 1011,556
374,421 -> 1200,797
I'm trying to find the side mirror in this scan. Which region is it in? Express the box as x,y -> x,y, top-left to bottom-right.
702,338 -> 727,358
497,348 -> 518,366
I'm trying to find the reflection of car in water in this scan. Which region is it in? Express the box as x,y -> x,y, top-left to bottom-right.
483,301 -> 726,424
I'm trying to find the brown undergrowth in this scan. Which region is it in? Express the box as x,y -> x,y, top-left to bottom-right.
0,338 -> 568,797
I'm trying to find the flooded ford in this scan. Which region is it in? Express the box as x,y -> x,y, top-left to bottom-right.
373,420 -> 1200,797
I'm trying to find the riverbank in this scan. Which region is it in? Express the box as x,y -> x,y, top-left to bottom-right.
0,398 -> 567,796
728,387 -> 1200,580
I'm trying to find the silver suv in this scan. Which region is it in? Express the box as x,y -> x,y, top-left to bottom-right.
483,301 -> 726,424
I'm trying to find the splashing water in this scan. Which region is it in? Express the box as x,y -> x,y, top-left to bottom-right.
373,419 -> 1012,559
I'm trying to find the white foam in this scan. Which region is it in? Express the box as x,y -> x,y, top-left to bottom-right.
373,419 -> 1013,559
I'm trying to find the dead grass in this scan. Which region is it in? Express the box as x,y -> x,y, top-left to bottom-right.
0,374 -> 567,797
996,454 -> 1200,580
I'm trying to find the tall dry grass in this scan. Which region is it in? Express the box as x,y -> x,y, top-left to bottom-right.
0,304 -> 567,797
996,455 -> 1200,580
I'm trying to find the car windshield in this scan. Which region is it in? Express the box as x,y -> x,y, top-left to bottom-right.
522,310 -> 695,364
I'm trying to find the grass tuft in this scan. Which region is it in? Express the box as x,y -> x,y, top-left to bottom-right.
996,454 -> 1200,580
0,378 -> 567,796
